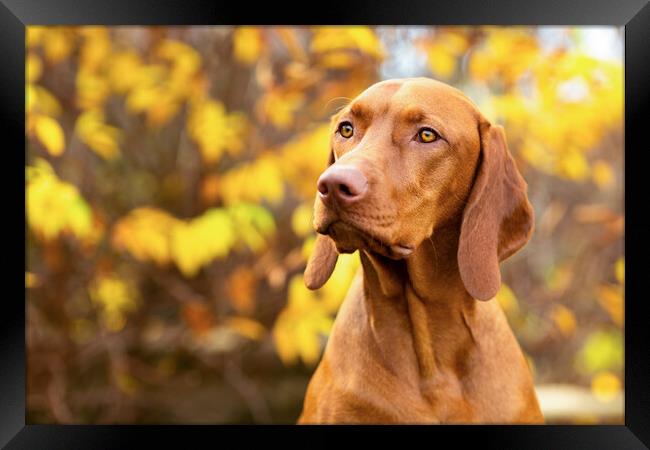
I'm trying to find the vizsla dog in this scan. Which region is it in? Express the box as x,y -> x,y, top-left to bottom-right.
298,77 -> 544,424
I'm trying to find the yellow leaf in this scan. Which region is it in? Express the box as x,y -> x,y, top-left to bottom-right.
89,274 -> 138,333
576,329 -> 623,375
78,27 -> 112,72
596,283 -> 623,326
465,28 -> 623,184
111,207 -> 180,265
27,26 -> 45,48
75,109 -> 121,160
591,371 -> 621,402
272,274 -> 337,366
494,282 -> 519,316
34,115 -> 65,156
317,52 -> 357,70
170,224 -> 205,277
25,272 -> 41,288
301,235 -> 316,261
428,51 -> 456,79
114,205 -> 270,278
26,159 -> 94,241
126,84 -> 162,113
276,124 -> 331,198
551,304 -> 577,337
468,28 -> 540,84
233,27 -> 263,65
156,39 -> 201,78
320,252 -> 360,313
182,302 -> 216,337
291,203 -> 314,237
227,203 -> 276,252
218,155 -> 284,205
226,317 -> 265,341
26,54 -> 42,82
421,32 -> 469,79
273,320 -> 299,365
200,173 -> 221,205
257,89 -> 304,129
42,28 -> 73,64
170,208 -> 236,277
26,85 -> 36,115
226,266 -> 257,314
108,51 -> 143,93
28,85 -> 62,117
592,159 -> 614,188
296,322 -> 321,366
311,26 -> 384,60
76,69 -> 111,110
614,258 -> 624,284
187,99 -> 247,164
545,262 -> 574,294
560,148 -> 589,181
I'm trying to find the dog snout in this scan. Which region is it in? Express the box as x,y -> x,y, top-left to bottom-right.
317,165 -> 368,206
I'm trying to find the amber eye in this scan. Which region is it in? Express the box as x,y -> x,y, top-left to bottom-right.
417,128 -> 438,143
338,122 -> 354,138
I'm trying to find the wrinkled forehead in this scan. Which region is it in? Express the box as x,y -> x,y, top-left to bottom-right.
339,78 -> 482,139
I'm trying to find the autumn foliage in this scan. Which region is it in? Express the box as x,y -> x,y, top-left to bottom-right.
26,26 -> 623,423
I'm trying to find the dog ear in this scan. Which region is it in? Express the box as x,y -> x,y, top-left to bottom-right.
305,234 -> 339,290
304,150 -> 339,290
457,122 -> 534,301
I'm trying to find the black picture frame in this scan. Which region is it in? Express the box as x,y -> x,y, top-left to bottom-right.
3,0 -> 649,447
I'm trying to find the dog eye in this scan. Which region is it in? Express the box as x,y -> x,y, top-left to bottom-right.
417,128 -> 438,143
338,122 -> 354,138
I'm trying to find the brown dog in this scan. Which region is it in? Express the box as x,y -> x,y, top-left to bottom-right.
298,77 -> 544,424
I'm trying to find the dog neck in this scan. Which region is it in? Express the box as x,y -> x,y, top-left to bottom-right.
359,221 -> 478,386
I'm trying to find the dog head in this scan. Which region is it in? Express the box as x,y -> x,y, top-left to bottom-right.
305,77 -> 533,301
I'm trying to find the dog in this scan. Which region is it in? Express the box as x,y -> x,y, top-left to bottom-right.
297,77 -> 544,424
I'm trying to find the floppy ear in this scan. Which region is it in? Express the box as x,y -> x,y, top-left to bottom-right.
304,150 -> 339,290
457,122 -> 534,301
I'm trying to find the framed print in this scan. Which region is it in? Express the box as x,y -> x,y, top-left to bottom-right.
2,0 -> 649,447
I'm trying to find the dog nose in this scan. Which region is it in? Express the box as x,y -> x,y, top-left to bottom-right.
317,165 -> 368,205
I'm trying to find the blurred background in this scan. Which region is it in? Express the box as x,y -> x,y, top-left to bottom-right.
25,26 -> 624,424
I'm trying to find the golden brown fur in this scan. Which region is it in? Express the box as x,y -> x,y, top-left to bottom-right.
299,78 -> 543,424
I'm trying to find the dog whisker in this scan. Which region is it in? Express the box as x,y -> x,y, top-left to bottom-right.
323,96 -> 352,113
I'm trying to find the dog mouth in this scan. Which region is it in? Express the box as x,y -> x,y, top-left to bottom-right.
317,220 -> 414,260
